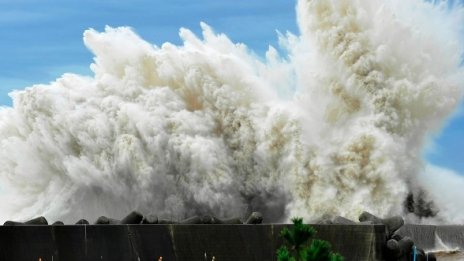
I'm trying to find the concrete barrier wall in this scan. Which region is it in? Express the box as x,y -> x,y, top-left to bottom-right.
0,224 -> 386,261
397,224 -> 464,251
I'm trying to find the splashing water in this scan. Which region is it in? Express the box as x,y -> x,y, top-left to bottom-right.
0,0 -> 463,224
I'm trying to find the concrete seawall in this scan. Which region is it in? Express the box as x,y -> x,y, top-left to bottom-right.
397,224 -> 464,251
0,224 -> 386,261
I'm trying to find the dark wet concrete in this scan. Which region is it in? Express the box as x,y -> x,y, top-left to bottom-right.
0,224 -> 386,261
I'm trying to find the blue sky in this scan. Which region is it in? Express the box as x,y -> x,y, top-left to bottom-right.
0,0 -> 463,174
0,0 -> 297,95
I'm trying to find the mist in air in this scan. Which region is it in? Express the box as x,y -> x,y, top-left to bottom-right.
0,0 -> 463,224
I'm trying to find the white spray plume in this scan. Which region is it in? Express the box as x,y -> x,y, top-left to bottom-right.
0,0 -> 463,224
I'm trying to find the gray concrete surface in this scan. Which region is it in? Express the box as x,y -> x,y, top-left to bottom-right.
397,225 -> 464,251
0,224 -> 386,261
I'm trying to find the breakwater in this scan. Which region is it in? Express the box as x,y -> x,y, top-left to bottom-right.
397,224 -> 464,251
0,224 -> 385,261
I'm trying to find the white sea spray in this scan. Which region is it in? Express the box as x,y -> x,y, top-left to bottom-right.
0,0 -> 463,224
